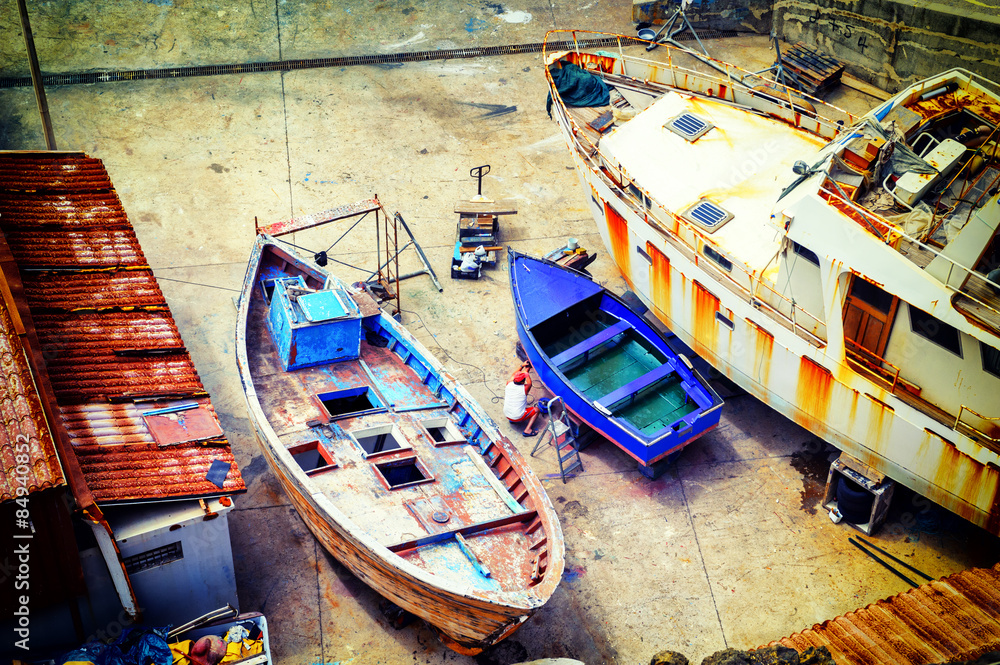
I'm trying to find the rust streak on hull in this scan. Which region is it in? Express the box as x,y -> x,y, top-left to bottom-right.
605,201 -> 632,283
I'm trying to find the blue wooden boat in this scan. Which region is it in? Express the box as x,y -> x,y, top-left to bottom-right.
508,250 -> 723,478
235,235 -> 564,655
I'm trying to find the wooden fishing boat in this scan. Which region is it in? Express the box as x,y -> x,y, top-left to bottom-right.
235,234 -> 564,655
508,250 -> 723,478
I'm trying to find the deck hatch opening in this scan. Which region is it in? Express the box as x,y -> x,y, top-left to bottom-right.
351,423 -> 409,458
375,457 -> 433,489
289,439 -> 337,475
665,112 -> 714,142
319,387 -> 385,420
420,417 -> 466,446
683,199 -> 734,232
260,278 -> 278,305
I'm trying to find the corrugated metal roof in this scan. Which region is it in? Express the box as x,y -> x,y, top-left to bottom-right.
22,270 -> 166,311
32,310 -> 201,402
66,399 -> 241,502
0,194 -> 130,229
0,154 -> 114,191
3,229 -> 146,269
0,152 -> 244,503
0,284 -> 66,502
769,563 -> 1000,664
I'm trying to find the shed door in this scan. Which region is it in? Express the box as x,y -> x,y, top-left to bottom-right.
843,277 -> 898,359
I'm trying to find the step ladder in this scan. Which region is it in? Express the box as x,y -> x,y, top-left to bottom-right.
531,396 -> 584,483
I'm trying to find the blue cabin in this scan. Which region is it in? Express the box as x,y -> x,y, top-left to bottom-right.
265,275 -> 362,370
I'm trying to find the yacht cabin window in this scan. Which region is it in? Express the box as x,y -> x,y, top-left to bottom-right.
909,305 -> 963,358
982,344 -> 1000,379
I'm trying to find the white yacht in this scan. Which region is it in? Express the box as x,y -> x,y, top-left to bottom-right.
544,30 -> 1000,534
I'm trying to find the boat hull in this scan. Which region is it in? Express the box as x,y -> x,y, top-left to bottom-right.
235,234 -> 564,654
544,40 -> 1000,533
247,419 -> 532,653
508,251 -> 722,475
571,144 -> 1000,532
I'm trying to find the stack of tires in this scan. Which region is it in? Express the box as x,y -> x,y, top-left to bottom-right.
837,474 -> 874,524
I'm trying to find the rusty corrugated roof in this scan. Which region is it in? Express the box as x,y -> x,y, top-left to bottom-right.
3,229 -> 146,268
22,270 -> 166,311
0,282 -> 66,502
32,310 -> 201,402
0,151 -> 245,503
768,563 -> 1000,664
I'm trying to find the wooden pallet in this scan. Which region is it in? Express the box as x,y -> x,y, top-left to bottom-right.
782,42 -> 845,95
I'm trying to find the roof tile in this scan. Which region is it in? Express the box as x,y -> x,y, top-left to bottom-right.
769,564 -> 1000,664
0,152 -> 244,503
0,292 -> 65,502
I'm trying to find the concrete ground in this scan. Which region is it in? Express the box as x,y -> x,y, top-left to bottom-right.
2,1 -> 999,663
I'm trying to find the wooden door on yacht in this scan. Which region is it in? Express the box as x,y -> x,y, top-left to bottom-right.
843,277 -> 898,361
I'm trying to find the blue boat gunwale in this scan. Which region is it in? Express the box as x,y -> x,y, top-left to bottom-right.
508,250 -> 723,456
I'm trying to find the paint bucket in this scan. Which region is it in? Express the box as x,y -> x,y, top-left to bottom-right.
537,398 -> 550,414
567,237 -> 579,250
637,28 -> 657,41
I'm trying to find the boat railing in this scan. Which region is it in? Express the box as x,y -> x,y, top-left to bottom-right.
925,125 -> 1000,241
844,338 -> 904,392
818,185 -> 1000,327
620,51 -> 850,137
636,193 -> 828,346
546,29 -> 856,134
844,338 -> 1000,449
954,405 -> 1000,452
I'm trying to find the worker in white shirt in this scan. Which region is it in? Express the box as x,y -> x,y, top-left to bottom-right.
503,360 -> 541,436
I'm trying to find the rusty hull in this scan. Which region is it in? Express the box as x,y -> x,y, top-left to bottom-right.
543,34 -> 1000,535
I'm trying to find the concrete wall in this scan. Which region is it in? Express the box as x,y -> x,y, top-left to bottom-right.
774,0 -> 1000,93
635,0 -> 1000,94
633,0 -> 772,36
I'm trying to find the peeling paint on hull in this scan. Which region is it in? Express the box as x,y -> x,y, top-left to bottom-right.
234,235 -> 565,654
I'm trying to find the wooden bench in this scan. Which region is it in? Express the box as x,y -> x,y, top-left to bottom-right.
387,509 -> 538,553
551,320 -> 632,367
595,363 -> 676,410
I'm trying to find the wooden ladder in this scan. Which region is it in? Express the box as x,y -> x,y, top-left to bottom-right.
531,396 -> 583,483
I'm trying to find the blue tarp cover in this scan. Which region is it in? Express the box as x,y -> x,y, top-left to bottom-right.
59,626 -> 172,665
546,63 -> 610,118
